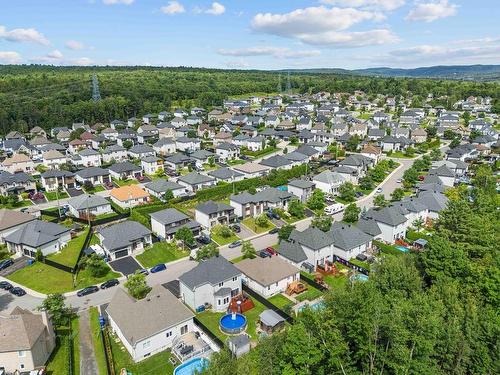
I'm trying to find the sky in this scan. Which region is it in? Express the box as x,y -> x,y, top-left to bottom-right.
0,0 -> 499,69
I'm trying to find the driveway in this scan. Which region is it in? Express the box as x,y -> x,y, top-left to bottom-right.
108,256 -> 142,276
271,218 -> 286,228
78,309 -> 98,375
237,223 -> 255,239
66,188 -> 84,197
0,256 -> 29,277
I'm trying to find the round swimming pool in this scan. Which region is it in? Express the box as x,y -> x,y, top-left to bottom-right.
219,313 -> 247,334
174,357 -> 209,375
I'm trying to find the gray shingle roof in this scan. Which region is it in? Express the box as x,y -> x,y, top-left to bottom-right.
330,222 -> 373,251
67,194 -> 110,210
278,240 -> 307,263
150,208 -> 189,225
99,221 -> 151,252
288,179 -> 314,189
363,207 -> 407,226
196,200 -> 233,215
109,161 -> 142,173
259,155 -> 291,168
144,179 -> 183,193
179,256 -> 241,290
5,220 -> 70,248
178,172 -> 215,185
289,227 -> 334,250
208,168 -> 243,180
76,167 -> 109,179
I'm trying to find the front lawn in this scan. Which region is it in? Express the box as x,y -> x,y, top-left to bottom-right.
268,294 -> 295,310
89,307 -> 107,375
211,226 -> 239,246
242,146 -> 278,158
230,255 -> 245,263
83,185 -> 105,193
385,151 -> 416,159
202,163 -> 219,171
44,191 -> 69,201
227,159 -> 246,166
45,317 -> 80,375
0,200 -> 33,209
241,217 -> 275,234
109,331 -> 174,375
112,178 -> 139,186
135,242 -> 189,268
46,227 -> 90,268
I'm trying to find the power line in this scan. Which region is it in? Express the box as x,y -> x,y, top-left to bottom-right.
92,73 -> 101,101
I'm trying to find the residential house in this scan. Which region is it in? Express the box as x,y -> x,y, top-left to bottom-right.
359,207 -> 408,243
102,145 -> 128,164
232,163 -> 270,179
179,257 -> 242,312
415,190 -> 448,220
5,220 -> 71,257
67,194 -> 112,218
195,201 -> 236,229
259,155 -> 292,170
129,145 -> 155,159
411,128 -> 427,143
98,222 -> 151,262
42,150 -> 67,169
329,222 -> 373,260
381,136 -> 412,152
287,179 -> 315,202
246,136 -> 265,152
0,171 -> 36,196
235,256 -> 300,298
163,153 -> 195,171
230,188 -> 293,218
141,156 -> 163,175
144,179 -> 186,200
150,208 -> 201,241
207,168 -> 244,183
110,185 -> 150,209
213,132 -> 232,146
153,138 -> 176,156
1,154 -> 35,174
177,172 -> 216,193
190,150 -> 216,168
312,170 -> 346,195
75,167 -> 111,187
288,227 -> 335,268
361,144 -> 382,163
73,148 -> 101,167
175,137 -> 201,153
216,143 -> 240,161
0,209 -> 36,244
41,170 -> 75,192
349,123 -> 368,137
108,161 -> 143,181
426,165 -> 455,187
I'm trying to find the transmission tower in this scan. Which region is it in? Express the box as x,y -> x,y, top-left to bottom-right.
277,73 -> 282,93
285,71 -> 292,94
92,73 -> 101,101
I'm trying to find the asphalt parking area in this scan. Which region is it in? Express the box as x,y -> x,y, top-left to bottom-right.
0,256 -> 29,277
108,256 -> 142,276
237,223 -> 255,239
66,188 -> 84,197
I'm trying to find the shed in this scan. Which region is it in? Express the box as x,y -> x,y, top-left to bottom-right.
258,309 -> 285,334
227,334 -> 251,358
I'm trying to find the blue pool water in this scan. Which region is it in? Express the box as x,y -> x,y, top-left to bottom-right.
298,300 -> 325,313
351,274 -> 369,282
219,313 -> 247,334
395,245 -> 410,253
174,357 -> 209,375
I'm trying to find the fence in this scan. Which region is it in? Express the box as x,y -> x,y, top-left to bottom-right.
43,258 -> 74,273
193,317 -> 224,348
102,328 -> 116,375
242,284 -> 294,324
299,273 -> 328,292
333,255 -> 369,275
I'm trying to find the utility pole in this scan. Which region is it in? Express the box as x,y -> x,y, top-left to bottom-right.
286,71 -> 292,94
92,73 -> 101,102
277,74 -> 282,94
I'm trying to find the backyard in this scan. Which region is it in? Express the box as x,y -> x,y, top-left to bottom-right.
46,227 -> 90,268
135,242 -> 189,268
268,293 -> 295,310
44,191 -> 69,201
89,307 -> 109,375
112,178 -> 139,186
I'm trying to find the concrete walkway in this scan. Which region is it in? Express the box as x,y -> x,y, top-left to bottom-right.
78,309 -> 99,375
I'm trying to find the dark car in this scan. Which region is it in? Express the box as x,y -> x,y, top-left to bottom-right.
240,155 -> 249,160
137,268 -> 149,276
259,250 -> 272,258
272,212 -> 281,220
355,191 -> 364,198
0,259 -> 14,271
151,264 -> 167,273
10,287 -> 26,297
0,281 -> 13,290
77,285 -> 99,297
269,228 -> 279,234
198,235 -> 211,245
228,240 -> 242,248
231,224 -> 241,233
100,279 -> 119,289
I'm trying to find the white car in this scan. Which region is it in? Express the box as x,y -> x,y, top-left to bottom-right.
396,179 -> 402,183
324,203 -> 345,215
376,188 -> 383,193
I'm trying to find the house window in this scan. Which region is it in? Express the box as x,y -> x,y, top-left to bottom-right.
232,276 -> 237,281
166,331 -> 172,338
217,299 -> 221,306
143,341 -> 151,349
20,364 -> 24,369
181,325 -> 188,335
18,351 -> 26,357
223,297 -> 230,304
218,282 -> 224,287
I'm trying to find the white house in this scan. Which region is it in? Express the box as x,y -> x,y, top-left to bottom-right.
66,194 -> 112,219
312,171 -> 345,195
175,137 -> 201,153
102,145 -> 128,164
215,143 -> 240,161
0,209 -> 36,244
360,207 -> 408,243
230,188 -> 293,218
194,201 -> 235,230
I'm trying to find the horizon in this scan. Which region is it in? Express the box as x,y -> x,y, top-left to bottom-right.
1,1 -> 499,70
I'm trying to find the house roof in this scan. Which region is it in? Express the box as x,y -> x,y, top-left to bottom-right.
150,208 -> 189,225
43,149 -> 65,160
76,167 -> 109,179
278,240 -> 307,263
363,207 -> 407,226
196,200 -> 233,215
0,209 -> 35,231
234,256 -> 299,286
106,286 -> 194,347
259,309 -> 285,327
4,220 -> 70,248
99,220 -> 151,252
178,172 -> 215,185
129,145 -> 154,154
179,256 -> 241,290
329,222 -> 373,251
207,167 -> 244,180
0,307 -> 51,352
313,170 -> 345,185
2,153 -> 32,166
144,179 -> 183,193
289,227 -> 334,250
109,161 -> 142,173
110,185 -> 150,201
295,145 -> 319,156
284,151 -> 308,162
233,162 -> 269,174
416,191 -> 448,213
190,149 -> 215,161
259,155 -> 291,168
288,179 -> 314,189
67,194 -> 110,210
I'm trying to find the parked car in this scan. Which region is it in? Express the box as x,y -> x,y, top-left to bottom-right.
77,285 -> 99,297
136,175 -> 145,182
376,187 -> 383,193
231,224 -> 241,233
198,235 -> 211,245
137,268 -> 149,276
100,279 -> 119,289
355,191 -> 364,198
259,250 -> 272,258
418,175 -> 425,181
0,281 -> 13,290
269,228 -> 279,234
396,178 -> 402,183
265,247 -> 277,255
150,264 -> 167,273
75,185 -> 82,190
240,155 -> 249,160
9,287 -> 26,297
228,240 -> 242,248
0,259 -> 13,271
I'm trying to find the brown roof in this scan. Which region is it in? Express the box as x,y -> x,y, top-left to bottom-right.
234,256 -> 300,286
233,162 -> 269,174
110,185 -> 150,201
43,150 -> 65,160
214,132 -> 232,139
0,209 -> 36,231
2,153 -> 32,166
0,307 -> 50,352
362,144 -> 382,155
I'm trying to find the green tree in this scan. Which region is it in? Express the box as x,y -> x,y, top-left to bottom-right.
125,273 -> 151,300
241,240 -> 256,259
163,189 -> 174,201
83,254 -> 108,277
288,199 -> 305,219
373,194 -> 387,207
208,156 -> 215,167
278,224 -> 295,242
430,148 -> 442,161
412,217 -> 424,232
306,189 -> 326,210
35,248 -> 44,261
358,176 -> 373,191
403,167 -> 419,188
217,225 -> 233,239
175,226 -> 195,249
255,214 -> 270,228
195,243 -> 219,261
122,139 -> 133,149
311,215 -> 332,232
391,188 -> 405,201
37,294 -> 72,326
338,182 -> 356,202
343,203 -> 360,223
346,134 -> 361,152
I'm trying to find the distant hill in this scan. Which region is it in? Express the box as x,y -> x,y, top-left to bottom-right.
280,65 -> 500,81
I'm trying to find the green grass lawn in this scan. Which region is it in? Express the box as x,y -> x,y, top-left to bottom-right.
322,274 -> 348,292
45,191 -> 69,201
46,227 -> 90,268
242,147 -> 279,158
357,113 -> 372,120
7,261 -> 120,294
109,331 -> 175,375
386,151 -> 416,159
89,307 -> 107,375
227,159 -> 246,166
202,163 -> 219,171
268,293 -> 295,310
89,233 -> 100,245
230,255 -> 245,263
241,217 -> 275,234
211,226 -> 239,246
0,199 -> 33,209
349,258 -> 371,270
135,242 -> 189,268
112,178 -> 139,186
45,317 -> 80,375
83,185 -> 105,193
295,285 -> 324,302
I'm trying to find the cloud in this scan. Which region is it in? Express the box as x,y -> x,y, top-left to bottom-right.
225,59 -> 250,69
46,50 -> 64,59
319,0 -> 405,11
217,46 -> 320,59
160,1 -> 185,15
406,0 -> 457,22
0,25 -> 49,45
71,57 -> 94,66
250,6 -> 396,47
205,2 -> 225,15
65,40 -> 84,50
102,0 -> 134,4
0,51 -> 22,64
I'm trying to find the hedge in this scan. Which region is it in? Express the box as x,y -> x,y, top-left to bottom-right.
373,240 -> 404,256
130,202 -> 170,229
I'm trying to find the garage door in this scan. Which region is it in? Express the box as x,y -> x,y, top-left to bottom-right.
115,249 -> 129,259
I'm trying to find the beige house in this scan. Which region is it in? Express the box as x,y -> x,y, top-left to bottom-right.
42,150 -> 67,169
0,307 -> 55,373
411,128 -> 427,143
1,153 -> 35,174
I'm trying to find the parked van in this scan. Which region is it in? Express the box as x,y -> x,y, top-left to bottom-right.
324,203 -> 345,215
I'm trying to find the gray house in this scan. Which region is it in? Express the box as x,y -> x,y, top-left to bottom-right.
150,208 -> 201,241
98,220 -> 152,260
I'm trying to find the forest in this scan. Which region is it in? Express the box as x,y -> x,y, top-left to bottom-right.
0,65 -> 499,135
202,167 -> 499,375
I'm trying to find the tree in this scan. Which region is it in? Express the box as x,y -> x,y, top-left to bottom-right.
83,180 -> 94,191
217,225 -> 233,239
426,126 -> 437,138
289,136 -> 299,145
122,139 -> 133,149
83,254 -> 108,277
163,189 -> 174,201
391,188 -> 405,201
412,217 -> 424,232
255,214 -> 270,228
306,189 -> 326,210
403,167 -> 419,188
346,134 -> 361,152
343,203 -> 360,223
175,226 -> 195,249
196,243 -> 219,261
288,199 -> 305,219
187,130 -> 197,138
208,156 -> 215,167
338,182 -> 356,202
37,294 -> 72,326
358,176 -> 373,191
241,240 -> 256,259
278,224 -> 295,242
450,137 -> 461,148
311,215 -> 332,232
373,194 -> 387,207
35,248 -> 44,261
430,148 -> 442,161
125,272 -> 151,300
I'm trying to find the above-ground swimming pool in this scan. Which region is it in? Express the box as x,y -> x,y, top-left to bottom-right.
219,313 -> 247,334
395,245 -> 410,253
174,357 -> 209,375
